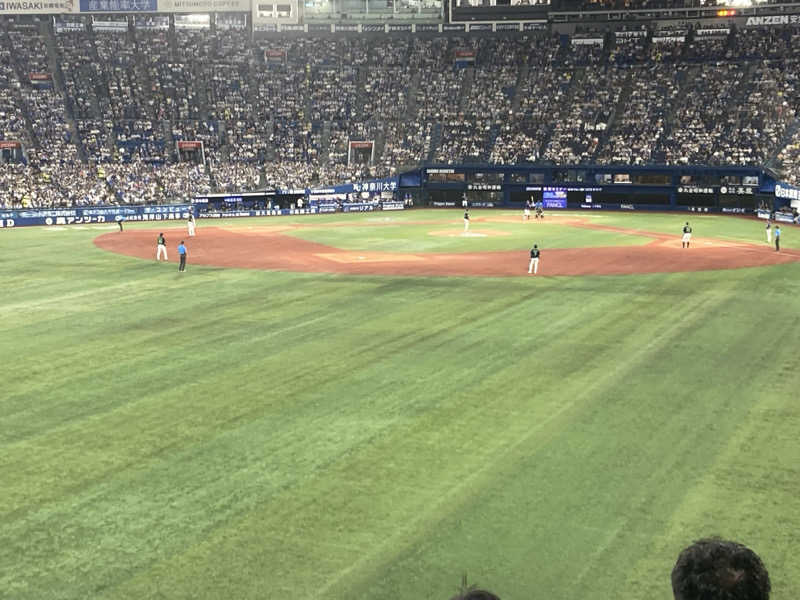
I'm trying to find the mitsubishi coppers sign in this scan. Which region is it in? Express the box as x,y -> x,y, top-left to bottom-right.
160,0 -> 249,11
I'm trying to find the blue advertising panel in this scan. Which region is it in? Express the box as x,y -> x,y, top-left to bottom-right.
542,189 -> 567,208
0,204 -> 190,228
81,0 -> 157,10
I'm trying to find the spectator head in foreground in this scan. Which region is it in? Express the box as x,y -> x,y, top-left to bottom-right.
672,538 -> 770,600
450,576 -> 500,600
450,589 -> 500,600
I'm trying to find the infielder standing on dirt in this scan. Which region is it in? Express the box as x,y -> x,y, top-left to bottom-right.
187,213 -> 196,237
464,209 -> 470,232
156,232 -> 168,261
682,222 -> 692,248
528,244 -> 540,274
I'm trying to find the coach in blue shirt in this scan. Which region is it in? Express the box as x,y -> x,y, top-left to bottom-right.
178,241 -> 187,271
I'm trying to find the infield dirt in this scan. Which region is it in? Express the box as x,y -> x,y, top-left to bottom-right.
94,218 -> 800,277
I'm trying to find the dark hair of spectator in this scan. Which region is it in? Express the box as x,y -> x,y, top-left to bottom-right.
671,538 -> 771,600
450,575 -> 500,600
450,589 -> 500,600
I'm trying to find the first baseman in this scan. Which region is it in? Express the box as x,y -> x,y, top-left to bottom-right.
187,214 -> 196,237
682,222 -> 692,248
765,219 -> 772,244
528,244 -> 540,274
156,232 -> 168,261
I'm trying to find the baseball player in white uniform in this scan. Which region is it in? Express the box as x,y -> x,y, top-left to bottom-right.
187,214 -> 196,237
156,232 -> 168,261
523,199 -> 531,221
463,209 -> 470,232
765,220 -> 772,244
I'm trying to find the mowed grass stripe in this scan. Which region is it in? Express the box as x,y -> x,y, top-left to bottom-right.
314,277 -> 754,600
45,280 -> 724,594
4,273 -> 638,598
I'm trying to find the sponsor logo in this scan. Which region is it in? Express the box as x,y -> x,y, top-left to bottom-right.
745,15 -> 798,26
467,183 -> 501,191
1,1 -> 45,9
620,203 -> 635,210
721,207 -> 747,214
678,186 -> 714,195
775,182 -> 800,201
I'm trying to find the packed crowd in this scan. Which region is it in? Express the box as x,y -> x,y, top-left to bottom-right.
2,17 -> 800,208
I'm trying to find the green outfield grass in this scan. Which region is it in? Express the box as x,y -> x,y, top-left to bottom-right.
281,212 -> 651,252
1,211 -> 799,600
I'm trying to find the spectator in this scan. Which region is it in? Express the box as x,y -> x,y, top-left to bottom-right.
672,538 -> 771,600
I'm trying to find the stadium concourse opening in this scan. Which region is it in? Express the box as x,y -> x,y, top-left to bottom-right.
94,219 -> 800,277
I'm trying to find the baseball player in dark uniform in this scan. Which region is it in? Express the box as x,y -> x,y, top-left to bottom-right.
682,222 -> 692,248
528,244 -> 540,274
463,209 -> 470,232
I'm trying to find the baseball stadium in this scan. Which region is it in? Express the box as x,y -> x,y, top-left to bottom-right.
2,3 -> 800,600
